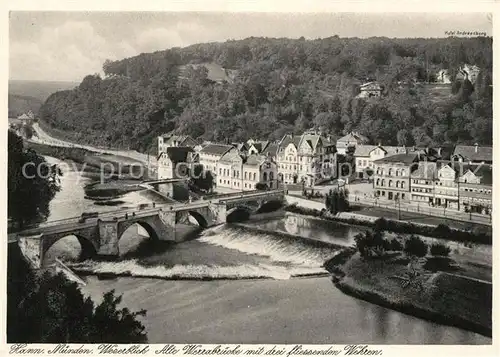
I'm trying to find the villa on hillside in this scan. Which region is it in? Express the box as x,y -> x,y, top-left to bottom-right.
357,82 -> 382,99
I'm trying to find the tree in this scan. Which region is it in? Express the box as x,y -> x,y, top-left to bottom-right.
8,131 -> 61,229
189,164 -> 214,193
8,269 -> 147,343
403,235 -> 428,258
325,188 -> 349,215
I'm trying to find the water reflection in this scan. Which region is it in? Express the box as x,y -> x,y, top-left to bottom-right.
250,213 -> 362,247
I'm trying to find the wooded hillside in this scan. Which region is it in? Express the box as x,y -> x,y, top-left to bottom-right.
39,36 -> 492,152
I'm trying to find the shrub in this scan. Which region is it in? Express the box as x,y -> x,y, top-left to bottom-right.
404,235 -> 428,258
374,217 -> 388,232
430,242 -> 451,257
388,237 -> 404,251
433,224 -> 452,237
255,182 -> 268,191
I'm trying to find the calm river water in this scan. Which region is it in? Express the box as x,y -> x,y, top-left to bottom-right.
42,157 -> 491,344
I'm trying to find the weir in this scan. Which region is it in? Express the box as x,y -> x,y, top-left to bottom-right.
13,189 -> 285,268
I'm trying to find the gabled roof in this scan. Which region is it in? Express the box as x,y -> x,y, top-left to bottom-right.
219,150 -> 244,164
454,163 -> 493,185
17,113 -> 31,120
337,132 -> 369,144
250,141 -> 270,153
278,134 -> 301,151
244,154 -> 265,166
299,133 -> 322,151
360,81 -> 382,90
373,153 -> 418,165
452,145 -> 492,163
200,143 -> 233,156
262,143 -> 278,157
354,145 -> 379,157
157,147 -> 194,162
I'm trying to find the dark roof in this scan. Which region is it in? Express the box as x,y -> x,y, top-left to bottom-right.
373,153 -> 418,165
200,144 -> 233,156
452,145 -> 492,162
262,143 -> 278,156
411,162 -> 437,179
158,147 -> 194,162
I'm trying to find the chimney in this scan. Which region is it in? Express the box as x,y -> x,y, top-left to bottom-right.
474,143 -> 478,153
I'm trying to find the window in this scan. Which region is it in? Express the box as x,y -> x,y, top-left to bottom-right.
376,178 -> 380,186
381,179 -> 385,186
388,168 -> 392,176
388,180 -> 393,187
396,181 -> 400,188
401,181 -> 405,189
395,170 -> 399,177
253,173 -> 256,181
402,193 -> 405,200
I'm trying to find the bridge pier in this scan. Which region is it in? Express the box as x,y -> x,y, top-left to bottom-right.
98,220 -> 120,258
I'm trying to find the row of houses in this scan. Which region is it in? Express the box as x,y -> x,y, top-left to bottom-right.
156,130 -> 338,191
155,131 -> 492,213
371,152 -> 492,214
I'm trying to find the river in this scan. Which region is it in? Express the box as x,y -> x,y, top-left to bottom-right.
42,157 -> 490,344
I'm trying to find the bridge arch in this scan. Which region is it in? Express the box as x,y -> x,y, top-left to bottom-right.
42,233 -> 98,266
118,220 -> 161,257
187,211 -> 208,228
118,220 -> 160,242
226,205 -> 253,223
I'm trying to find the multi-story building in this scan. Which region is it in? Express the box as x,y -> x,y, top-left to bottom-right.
433,163 -> 460,210
216,151 -> 278,191
157,147 -> 197,179
354,145 -> 408,179
216,149 -> 244,190
157,134 -> 197,157
198,144 -> 234,175
372,153 -> 420,202
276,131 -> 335,187
409,161 -> 438,205
457,164 -> 492,214
406,160 -> 492,213
242,154 -> 278,190
336,131 -> 369,155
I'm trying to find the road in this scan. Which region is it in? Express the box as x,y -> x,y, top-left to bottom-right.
31,123 -> 156,166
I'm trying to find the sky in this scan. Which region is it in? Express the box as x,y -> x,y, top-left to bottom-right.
9,11 -> 492,82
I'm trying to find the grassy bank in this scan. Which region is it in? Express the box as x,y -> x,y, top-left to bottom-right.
284,204 -> 492,245
325,252 -> 492,337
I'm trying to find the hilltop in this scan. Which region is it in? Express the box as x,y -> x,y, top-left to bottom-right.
38,36 -> 492,152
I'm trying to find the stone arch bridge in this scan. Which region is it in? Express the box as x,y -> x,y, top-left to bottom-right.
13,190 -> 285,268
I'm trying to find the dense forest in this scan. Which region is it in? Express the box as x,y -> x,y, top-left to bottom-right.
39,36 -> 493,152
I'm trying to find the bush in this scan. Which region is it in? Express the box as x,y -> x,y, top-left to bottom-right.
374,217 -> 388,232
388,237 -> 404,252
404,235 -> 428,258
430,242 -> 452,257
433,224 -> 452,238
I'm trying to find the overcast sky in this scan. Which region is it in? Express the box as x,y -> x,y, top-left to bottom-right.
9,12 -> 492,82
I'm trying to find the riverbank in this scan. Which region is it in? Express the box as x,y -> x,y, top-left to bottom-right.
325,249 -> 492,338
284,198 -> 492,245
